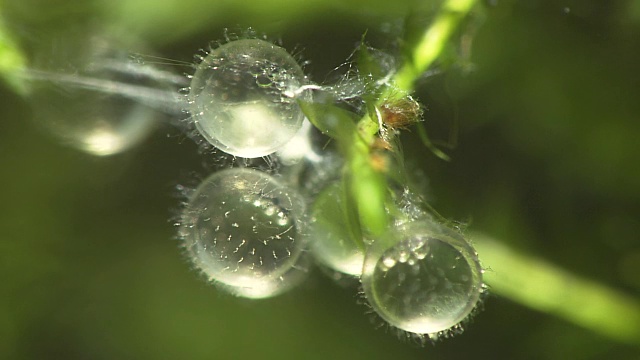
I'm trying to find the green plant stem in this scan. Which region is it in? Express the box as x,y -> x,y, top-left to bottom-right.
395,0 -> 478,92
351,5 -> 640,346
350,0 -> 478,235
473,232 -> 640,345
356,0 -> 478,139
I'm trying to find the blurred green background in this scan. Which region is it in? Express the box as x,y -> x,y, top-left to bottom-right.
1,0 -> 640,359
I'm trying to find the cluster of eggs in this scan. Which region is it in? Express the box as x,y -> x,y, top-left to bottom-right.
24,35 -> 483,339
180,38 -> 484,337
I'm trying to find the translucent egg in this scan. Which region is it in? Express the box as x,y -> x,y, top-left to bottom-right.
180,167 -> 308,298
309,182 -> 364,276
188,39 -> 310,158
361,220 -> 483,335
218,252 -> 311,299
26,33 -> 174,156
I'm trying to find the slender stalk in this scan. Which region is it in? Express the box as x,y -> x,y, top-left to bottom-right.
474,232 -> 640,345
395,0 -> 478,92
350,0 -> 478,235
357,0 -> 478,138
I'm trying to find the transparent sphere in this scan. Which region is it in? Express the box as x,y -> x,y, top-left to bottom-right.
217,252 -> 311,299
180,168 -> 308,298
309,182 -> 364,276
361,220 -> 483,335
27,34 -> 167,156
188,39 -> 310,158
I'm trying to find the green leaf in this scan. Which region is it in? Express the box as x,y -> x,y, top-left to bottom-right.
311,181 -> 364,251
349,144 -> 389,236
416,121 -> 452,161
0,18 -> 28,95
297,99 -> 358,145
298,98 -> 389,236
356,36 -> 395,105
357,34 -> 386,81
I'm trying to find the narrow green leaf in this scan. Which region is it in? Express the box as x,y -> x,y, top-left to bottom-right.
474,232 -> 640,345
312,181 -> 364,251
357,34 -> 385,81
349,146 -> 388,236
297,100 -> 358,144
416,121 -> 452,161
0,18 -> 28,95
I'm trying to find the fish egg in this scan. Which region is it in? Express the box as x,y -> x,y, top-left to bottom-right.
180,167 -> 308,298
188,39 -> 310,158
361,220 -> 483,335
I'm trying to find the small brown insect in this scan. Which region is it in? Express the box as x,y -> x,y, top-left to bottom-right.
379,95 -> 423,130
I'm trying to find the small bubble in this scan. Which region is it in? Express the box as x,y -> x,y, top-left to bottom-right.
414,247 -> 428,260
398,250 -> 410,263
382,256 -> 397,269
